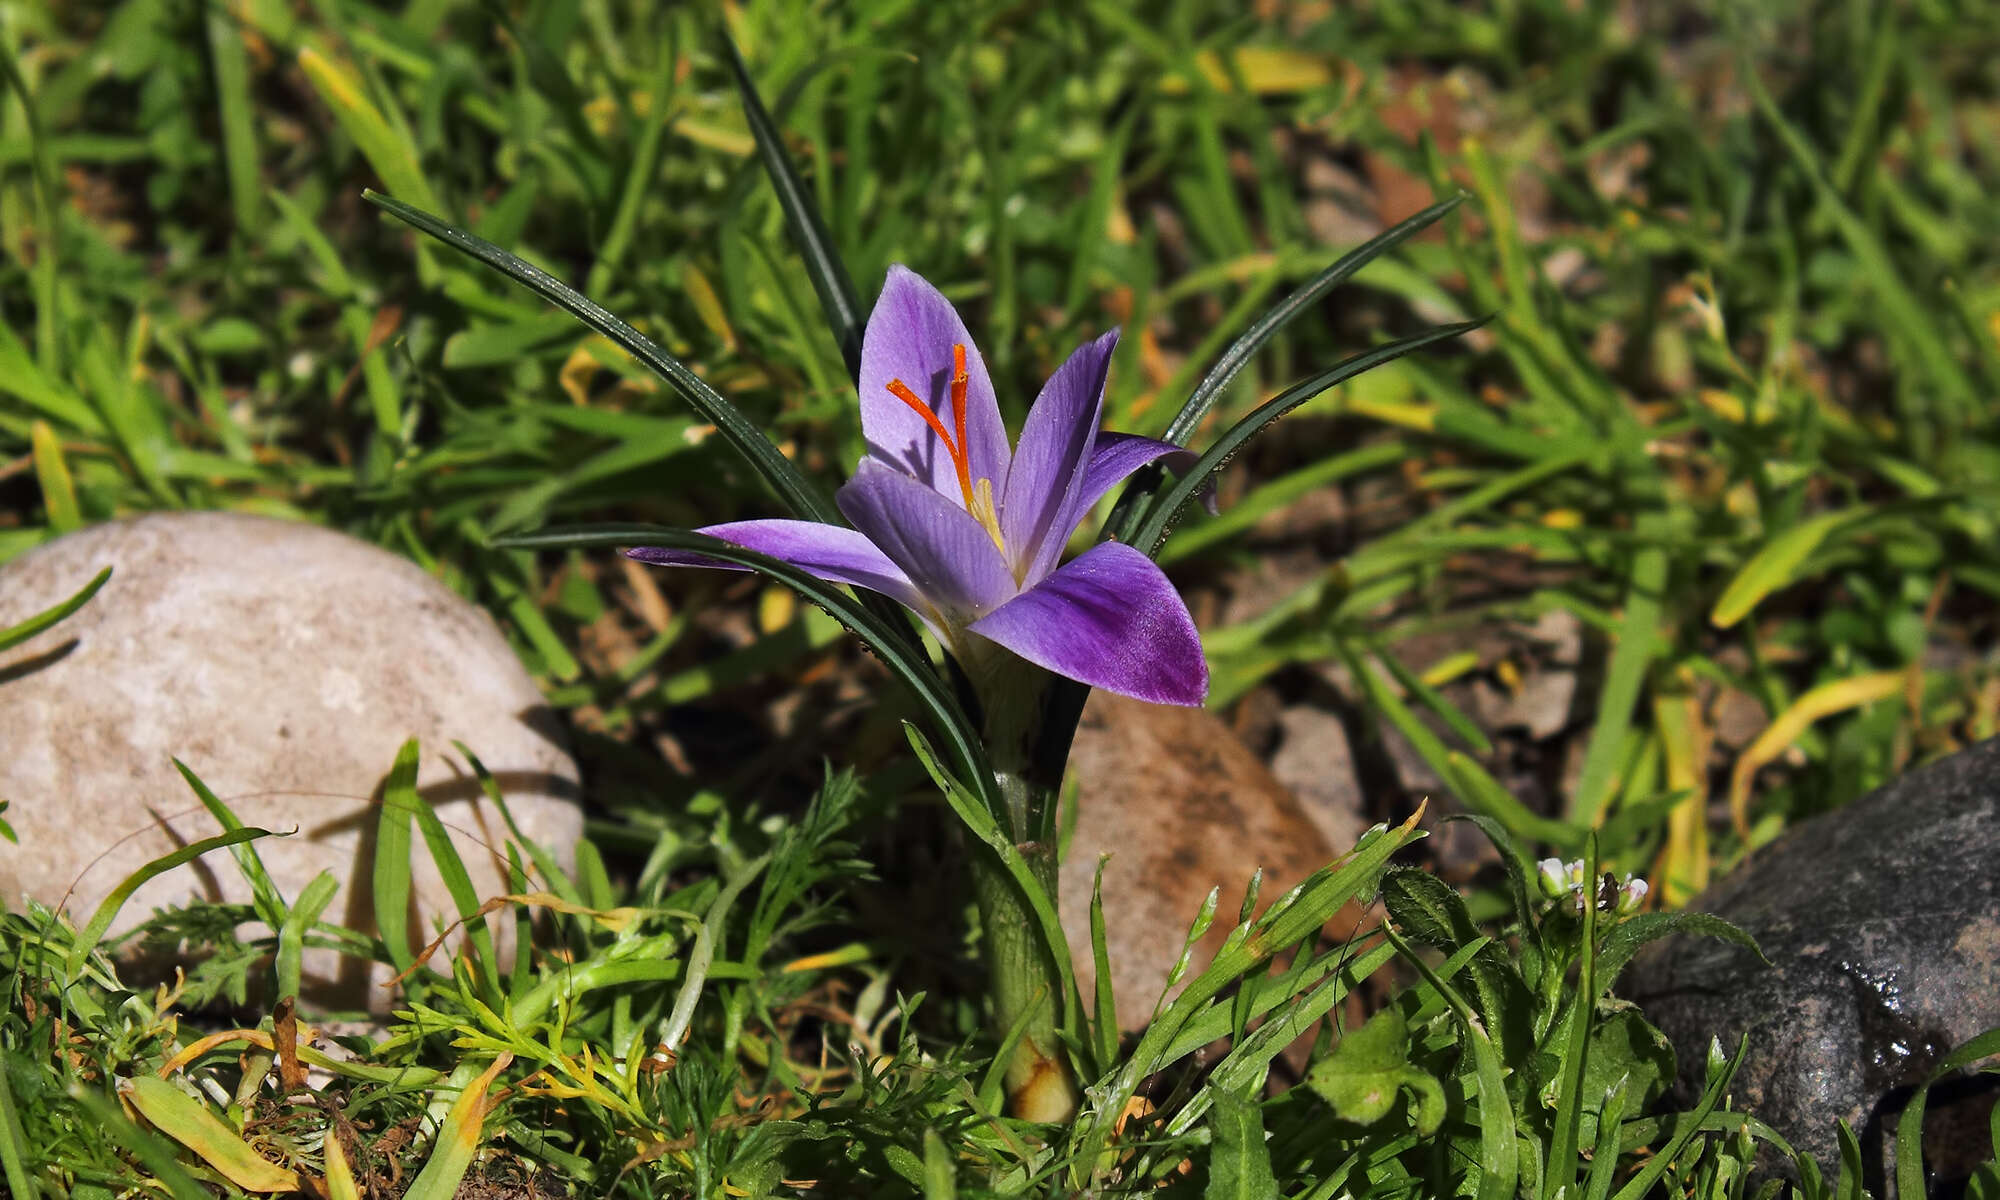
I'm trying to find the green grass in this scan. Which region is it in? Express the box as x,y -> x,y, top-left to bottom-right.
4,0 -> 2000,1195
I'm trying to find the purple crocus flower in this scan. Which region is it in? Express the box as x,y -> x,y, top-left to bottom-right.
628,265 -> 1208,706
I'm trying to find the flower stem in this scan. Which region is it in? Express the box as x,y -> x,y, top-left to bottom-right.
964,652 -> 1078,1122
968,833 -> 1076,1121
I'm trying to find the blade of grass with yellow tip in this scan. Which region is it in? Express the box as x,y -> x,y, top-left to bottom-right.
403,1054 -> 515,1200
120,1076 -> 300,1193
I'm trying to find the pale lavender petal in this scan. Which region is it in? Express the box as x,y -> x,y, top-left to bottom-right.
1000,329 -> 1118,584
836,460 -> 1018,626
1060,432 -> 1204,536
858,265 -> 1009,499
626,520 -> 922,612
968,541 -> 1207,706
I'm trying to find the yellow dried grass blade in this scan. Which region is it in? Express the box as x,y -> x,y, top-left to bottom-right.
296,47 -> 438,213
1727,671 -> 1904,835
119,1075 -> 300,1193
403,1053 -> 514,1200
323,1129 -> 362,1200
30,420 -> 80,533
1652,674 -> 1711,906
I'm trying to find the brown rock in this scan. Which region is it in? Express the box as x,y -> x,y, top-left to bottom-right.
1061,692 -> 1369,1029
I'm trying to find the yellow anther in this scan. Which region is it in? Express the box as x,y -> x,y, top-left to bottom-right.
969,477 -> 1006,554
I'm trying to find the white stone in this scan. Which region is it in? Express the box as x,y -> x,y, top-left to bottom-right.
0,512 -> 582,1005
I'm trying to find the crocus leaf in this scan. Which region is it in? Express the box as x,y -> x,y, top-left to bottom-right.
724,34 -> 864,380
363,191 -> 836,527
1128,319 -> 1489,560
495,524 -> 999,817
1104,193 -> 1467,543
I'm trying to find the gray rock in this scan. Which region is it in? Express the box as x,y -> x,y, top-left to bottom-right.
1625,738 -> 2000,1189
0,513 -> 583,1007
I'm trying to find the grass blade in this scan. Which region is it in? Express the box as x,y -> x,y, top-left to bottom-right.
172,759 -> 287,931
1570,535 -> 1667,826
1895,1026 -> 2000,1200
373,739 -> 423,978
724,34 -> 864,380
0,566 -> 109,654
1162,194 -> 1465,449
0,1047 -> 38,1200
65,827 -> 274,981
298,50 -> 438,214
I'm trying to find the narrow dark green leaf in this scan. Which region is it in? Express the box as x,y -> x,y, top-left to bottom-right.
1105,194 -> 1467,542
724,35 -> 864,380
363,191 -> 836,525
497,524 -> 998,816
1127,321 -> 1487,560
1089,857 -> 1119,1075
1160,194 -> 1466,450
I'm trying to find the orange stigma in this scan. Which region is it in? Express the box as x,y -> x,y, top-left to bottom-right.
885,343 -> 977,508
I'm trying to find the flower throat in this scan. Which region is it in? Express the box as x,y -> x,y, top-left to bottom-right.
885,343 -> 1007,554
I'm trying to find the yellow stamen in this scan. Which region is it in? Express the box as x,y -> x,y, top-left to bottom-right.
968,476 -> 1006,554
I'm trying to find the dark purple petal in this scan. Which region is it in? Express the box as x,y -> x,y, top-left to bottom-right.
858,266 -> 1009,500
836,460 -> 1018,626
968,540 -> 1207,706
999,329 -> 1118,585
626,520 -> 922,612
1059,432 -> 1205,536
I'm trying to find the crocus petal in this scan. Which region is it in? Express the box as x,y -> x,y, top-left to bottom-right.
968,540 -> 1207,706
1000,328 -> 1119,585
836,460 -> 1018,626
858,265 -> 1009,500
626,520 -> 922,613
1059,431 -> 1205,535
